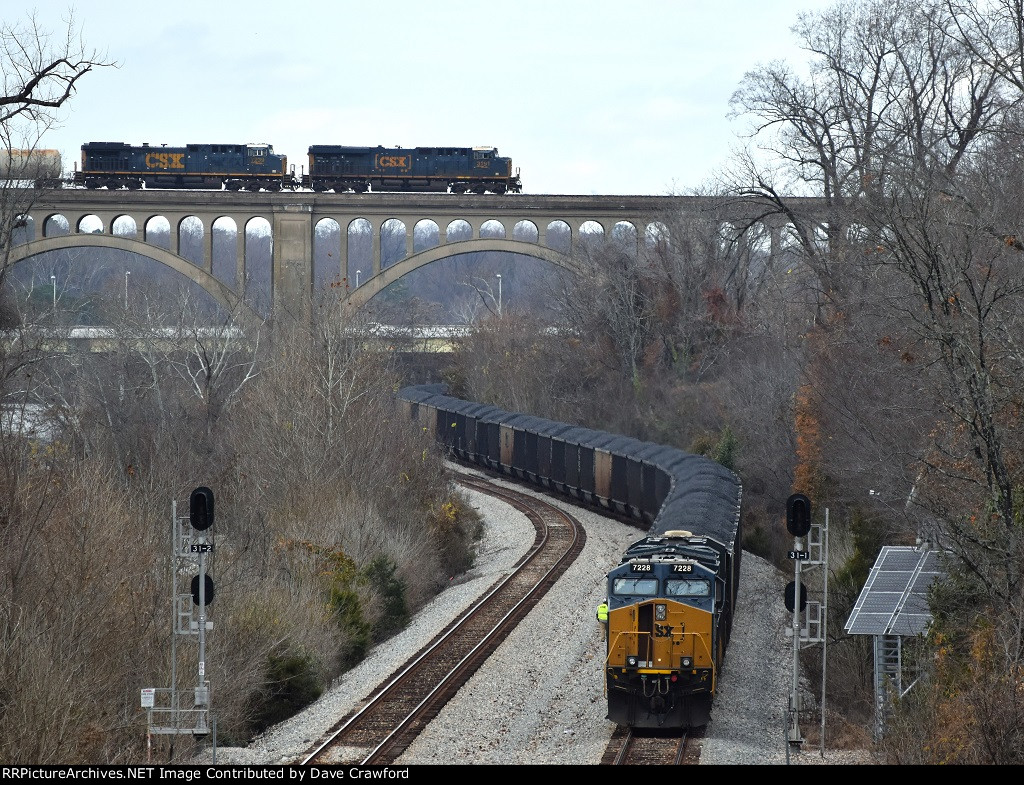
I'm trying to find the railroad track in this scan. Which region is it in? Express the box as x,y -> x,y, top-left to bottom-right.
603,726 -> 703,765
296,472 -> 586,765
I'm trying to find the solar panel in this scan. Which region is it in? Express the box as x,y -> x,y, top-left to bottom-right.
845,546 -> 943,636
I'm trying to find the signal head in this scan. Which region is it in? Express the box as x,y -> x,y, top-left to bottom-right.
189,486 -> 214,531
786,493 -> 811,537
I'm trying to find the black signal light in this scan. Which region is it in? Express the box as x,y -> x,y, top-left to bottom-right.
190,573 -> 214,606
785,580 -> 807,612
189,486 -> 214,531
786,493 -> 811,537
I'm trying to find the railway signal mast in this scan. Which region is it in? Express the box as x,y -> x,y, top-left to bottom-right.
785,493 -> 811,746
142,486 -> 217,759
783,493 -> 829,752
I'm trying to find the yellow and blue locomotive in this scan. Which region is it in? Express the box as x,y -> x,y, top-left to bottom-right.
304,144 -> 522,194
397,384 -> 743,730
605,526 -> 740,728
73,141 -> 296,191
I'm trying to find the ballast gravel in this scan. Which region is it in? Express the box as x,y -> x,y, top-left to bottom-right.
195,469 -> 876,766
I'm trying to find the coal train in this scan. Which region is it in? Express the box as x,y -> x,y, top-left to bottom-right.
4,141 -> 522,194
398,384 -> 743,729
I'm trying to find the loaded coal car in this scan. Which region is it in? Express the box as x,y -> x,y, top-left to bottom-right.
73,141 -> 297,191
304,144 -> 522,194
397,384 -> 743,729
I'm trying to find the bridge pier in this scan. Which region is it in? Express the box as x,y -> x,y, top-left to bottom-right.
272,204 -> 312,319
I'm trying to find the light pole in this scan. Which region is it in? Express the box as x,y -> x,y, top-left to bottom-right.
496,273 -> 502,315
50,275 -> 56,311
355,269 -> 361,288
124,270 -> 130,309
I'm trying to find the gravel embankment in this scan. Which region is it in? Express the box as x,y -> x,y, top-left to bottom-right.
196,468 -> 875,766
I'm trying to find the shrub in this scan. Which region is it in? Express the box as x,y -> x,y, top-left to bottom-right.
364,555 -> 409,639
247,648 -> 322,736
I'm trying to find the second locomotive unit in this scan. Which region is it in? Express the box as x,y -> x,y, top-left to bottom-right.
74,141 -> 296,191
397,384 -> 743,729
304,144 -> 522,194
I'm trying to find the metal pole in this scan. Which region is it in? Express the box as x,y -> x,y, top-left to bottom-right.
356,269 -> 361,288
171,501 -> 179,747
196,539 -> 209,737
496,273 -> 502,314
125,270 -> 130,309
789,533 -> 803,744
820,508 -> 829,757
50,275 -> 56,311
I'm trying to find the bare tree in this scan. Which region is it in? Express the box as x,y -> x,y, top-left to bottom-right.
728,0 -> 1013,311
0,9 -> 115,290
727,1 -> 1024,761
946,0 -> 1024,94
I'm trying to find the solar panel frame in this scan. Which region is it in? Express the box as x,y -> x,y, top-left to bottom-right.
845,546 -> 943,636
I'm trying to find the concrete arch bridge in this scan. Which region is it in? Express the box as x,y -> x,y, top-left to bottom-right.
9,189 -> 797,320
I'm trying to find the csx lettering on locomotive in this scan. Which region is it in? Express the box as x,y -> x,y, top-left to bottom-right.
376,155 -> 409,168
145,153 -> 185,169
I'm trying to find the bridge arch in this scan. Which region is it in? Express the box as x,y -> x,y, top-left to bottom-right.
343,238 -> 577,309
8,234 -> 255,320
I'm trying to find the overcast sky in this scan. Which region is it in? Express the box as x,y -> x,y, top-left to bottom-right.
33,0 -> 834,195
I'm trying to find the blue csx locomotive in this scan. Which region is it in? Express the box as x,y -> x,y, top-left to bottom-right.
73,142 -> 292,191
304,145 -> 521,194
72,141 -> 522,194
398,384 -> 743,729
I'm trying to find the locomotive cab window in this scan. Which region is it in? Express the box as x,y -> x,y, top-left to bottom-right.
612,577 -> 658,595
665,579 -> 710,597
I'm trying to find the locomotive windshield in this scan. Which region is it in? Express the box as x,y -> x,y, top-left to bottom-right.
612,577 -> 658,595
665,578 -> 711,597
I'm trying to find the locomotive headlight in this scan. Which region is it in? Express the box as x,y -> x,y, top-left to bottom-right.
655,603 -> 667,621
626,656 -> 638,668
681,656 -> 693,669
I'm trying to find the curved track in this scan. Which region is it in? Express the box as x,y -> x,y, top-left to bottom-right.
297,472 -> 586,765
